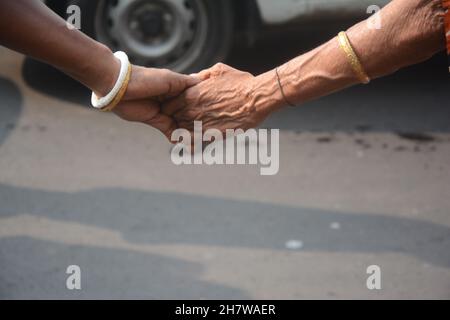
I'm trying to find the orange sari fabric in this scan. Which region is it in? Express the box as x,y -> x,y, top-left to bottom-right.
444,0 -> 450,70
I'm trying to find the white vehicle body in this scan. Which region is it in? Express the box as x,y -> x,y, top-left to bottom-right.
256,0 -> 390,24
51,0 -> 392,73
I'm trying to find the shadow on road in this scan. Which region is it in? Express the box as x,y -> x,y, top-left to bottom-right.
1,183 -> 449,269
22,58 -> 90,106
0,77 -> 23,146
0,237 -> 246,299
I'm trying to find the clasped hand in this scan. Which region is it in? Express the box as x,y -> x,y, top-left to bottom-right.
113,63 -> 279,141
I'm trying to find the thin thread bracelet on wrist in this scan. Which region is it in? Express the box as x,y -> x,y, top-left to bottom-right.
275,68 -> 296,107
91,51 -> 131,111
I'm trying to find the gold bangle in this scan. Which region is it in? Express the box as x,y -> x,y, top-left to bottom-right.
100,63 -> 132,112
337,31 -> 370,84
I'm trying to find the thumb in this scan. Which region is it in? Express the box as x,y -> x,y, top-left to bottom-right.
180,69 -> 211,88
195,68 -> 213,81
184,73 -> 202,87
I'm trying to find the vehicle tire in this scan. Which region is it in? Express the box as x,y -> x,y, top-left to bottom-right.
68,0 -> 234,73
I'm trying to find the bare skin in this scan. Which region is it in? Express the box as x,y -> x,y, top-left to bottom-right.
163,0 -> 446,135
0,0 -> 200,139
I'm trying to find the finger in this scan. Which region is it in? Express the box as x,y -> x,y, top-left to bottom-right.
184,73 -> 202,87
143,113 -> 178,141
161,94 -> 186,117
163,72 -> 202,99
114,99 -> 177,141
113,99 -> 160,123
196,69 -> 212,81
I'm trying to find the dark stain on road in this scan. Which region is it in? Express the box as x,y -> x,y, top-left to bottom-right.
394,146 -> 408,152
396,132 -> 437,143
316,136 -> 334,143
355,125 -> 372,133
354,138 -> 371,149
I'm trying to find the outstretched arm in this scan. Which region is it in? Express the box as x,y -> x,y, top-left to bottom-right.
270,0 -> 446,109
0,0 -> 200,139
164,0 -> 446,133
0,0 -> 119,96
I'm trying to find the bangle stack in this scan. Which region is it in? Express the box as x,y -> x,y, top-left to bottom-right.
337,31 -> 370,84
91,51 -> 132,112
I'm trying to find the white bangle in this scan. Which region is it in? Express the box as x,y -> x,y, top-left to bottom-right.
91,51 -> 130,109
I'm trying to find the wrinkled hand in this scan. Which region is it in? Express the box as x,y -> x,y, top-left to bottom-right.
162,63 -> 274,135
113,65 -> 200,139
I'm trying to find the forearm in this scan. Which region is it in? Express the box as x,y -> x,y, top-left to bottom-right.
254,0 -> 446,112
0,0 -> 119,95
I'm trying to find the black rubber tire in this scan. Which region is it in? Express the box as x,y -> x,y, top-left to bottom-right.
67,0 -> 234,73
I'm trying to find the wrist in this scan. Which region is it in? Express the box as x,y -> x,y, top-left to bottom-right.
89,44 -> 121,96
252,71 -> 287,114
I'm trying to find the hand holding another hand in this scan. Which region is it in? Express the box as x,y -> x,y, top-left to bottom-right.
162,63 -> 283,136
110,63 -> 283,142
112,65 -> 201,140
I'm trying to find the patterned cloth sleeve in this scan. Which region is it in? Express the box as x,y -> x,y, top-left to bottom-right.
444,0 -> 450,72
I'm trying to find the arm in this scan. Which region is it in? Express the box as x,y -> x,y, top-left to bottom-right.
0,0 -> 119,96
164,0 -> 446,133
0,0 -> 200,139
264,0 -> 446,110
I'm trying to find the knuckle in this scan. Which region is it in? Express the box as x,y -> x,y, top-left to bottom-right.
213,62 -> 226,72
159,68 -> 172,77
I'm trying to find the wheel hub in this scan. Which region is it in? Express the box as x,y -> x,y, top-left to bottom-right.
129,3 -> 174,42
135,9 -> 164,38
95,0 -> 208,71
96,0 -> 206,68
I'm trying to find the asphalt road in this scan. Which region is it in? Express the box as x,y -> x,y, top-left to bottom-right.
0,22 -> 449,299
